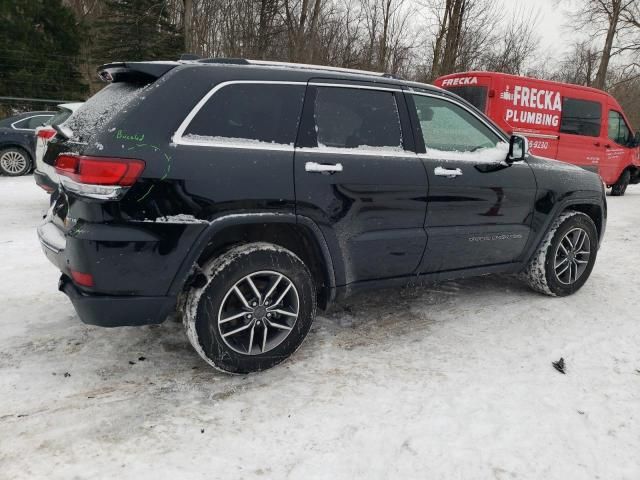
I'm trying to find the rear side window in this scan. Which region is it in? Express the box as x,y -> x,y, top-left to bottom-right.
13,115 -> 52,129
312,87 -> 402,150
183,83 -> 305,146
608,110 -> 631,145
560,98 -> 601,137
445,86 -> 488,112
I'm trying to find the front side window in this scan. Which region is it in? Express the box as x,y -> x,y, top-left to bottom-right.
313,87 -> 402,150
560,98 -> 601,137
412,94 -> 501,152
184,83 -> 305,146
608,110 -> 631,146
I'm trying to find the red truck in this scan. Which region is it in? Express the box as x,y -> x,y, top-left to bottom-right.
434,72 -> 640,195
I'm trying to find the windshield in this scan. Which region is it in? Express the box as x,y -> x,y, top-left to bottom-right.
445,86 -> 488,112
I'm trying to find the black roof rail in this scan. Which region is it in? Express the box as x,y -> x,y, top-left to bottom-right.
196,58 -> 250,65
179,53 -> 201,61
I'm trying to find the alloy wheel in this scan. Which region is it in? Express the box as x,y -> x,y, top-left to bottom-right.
553,227 -> 591,285
0,151 -> 28,175
217,271 -> 300,355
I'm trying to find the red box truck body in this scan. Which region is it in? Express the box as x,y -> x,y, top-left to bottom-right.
434,72 -> 640,193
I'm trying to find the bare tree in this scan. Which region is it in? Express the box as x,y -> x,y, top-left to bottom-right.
568,0 -> 637,89
479,7 -> 539,75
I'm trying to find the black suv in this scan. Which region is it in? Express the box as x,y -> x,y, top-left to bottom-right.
38,59 -> 607,373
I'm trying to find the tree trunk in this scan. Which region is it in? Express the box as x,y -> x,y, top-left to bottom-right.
594,0 -> 621,89
183,0 -> 193,53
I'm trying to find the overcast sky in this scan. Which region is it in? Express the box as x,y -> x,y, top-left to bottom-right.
500,0 -> 574,58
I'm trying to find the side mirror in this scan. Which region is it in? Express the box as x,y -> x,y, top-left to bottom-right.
508,134 -> 528,162
633,131 -> 640,147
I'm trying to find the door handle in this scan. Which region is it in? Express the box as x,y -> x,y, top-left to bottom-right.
594,141 -> 601,147
305,162 -> 343,173
434,166 -> 463,178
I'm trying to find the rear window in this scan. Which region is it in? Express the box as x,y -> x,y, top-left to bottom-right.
45,108 -> 73,127
183,83 -> 305,146
560,98 -> 601,137
65,83 -> 143,142
445,86 -> 488,112
312,87 -> 402,150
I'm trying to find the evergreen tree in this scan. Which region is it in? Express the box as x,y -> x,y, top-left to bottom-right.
0,0 -> 87,101
93,0 -> 183,65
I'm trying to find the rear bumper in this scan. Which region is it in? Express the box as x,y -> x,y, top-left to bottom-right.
38,218 -> 183,327
58,275 -> 176,327
33,169 -> 57,193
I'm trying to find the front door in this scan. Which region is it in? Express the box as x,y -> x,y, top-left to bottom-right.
405,92 -> 537,273
294,82 -> 428,284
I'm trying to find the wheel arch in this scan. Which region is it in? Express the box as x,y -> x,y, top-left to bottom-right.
0,143 -> 32,159
523,195 -> 605,266
168,213 -> 337,309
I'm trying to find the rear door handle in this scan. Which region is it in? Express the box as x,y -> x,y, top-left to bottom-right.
434,166 -> 462,178
305,162 -> 343,173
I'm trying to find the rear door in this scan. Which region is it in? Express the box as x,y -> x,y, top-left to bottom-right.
556,96 -> 605,174
294,81 -> 428,284
406,91 -> 537,273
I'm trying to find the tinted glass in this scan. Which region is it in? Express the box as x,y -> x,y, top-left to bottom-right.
445,86 -> 488,112
46,109 -> 73,126
66,82 -> 143,142
185,84 -> 305,146
560,98 -> 601,137
608,110 -> 631,145
313,87 -> 402,149
412,95 -> 500,152
26,115 -> 52,129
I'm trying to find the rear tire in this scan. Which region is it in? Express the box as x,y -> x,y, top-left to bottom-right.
182,242 -> 316,374
611,169 -> 630,196
523,211 -> 598,297
0,147 -> 32,176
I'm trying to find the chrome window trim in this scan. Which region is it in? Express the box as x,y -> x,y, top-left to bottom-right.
11,114 -> 53,131
172,80 -> 306,149
309,82 -> 402,93
172,80 -> 405,151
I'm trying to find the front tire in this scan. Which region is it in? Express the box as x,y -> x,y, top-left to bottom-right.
0,147 -> 32,176
182,242 -> 316,374
611,169 -> 630,196
523,211 -> 598,297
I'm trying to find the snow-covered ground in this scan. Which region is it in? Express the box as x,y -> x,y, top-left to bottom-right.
1,176 -> 639,480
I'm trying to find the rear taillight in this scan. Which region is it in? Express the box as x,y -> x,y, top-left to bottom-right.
37,128 -> 56,140
54,154 -> 145,199
70,269 -> 94,287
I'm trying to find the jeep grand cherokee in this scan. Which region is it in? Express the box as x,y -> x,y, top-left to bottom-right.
38,59 -> 607,373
